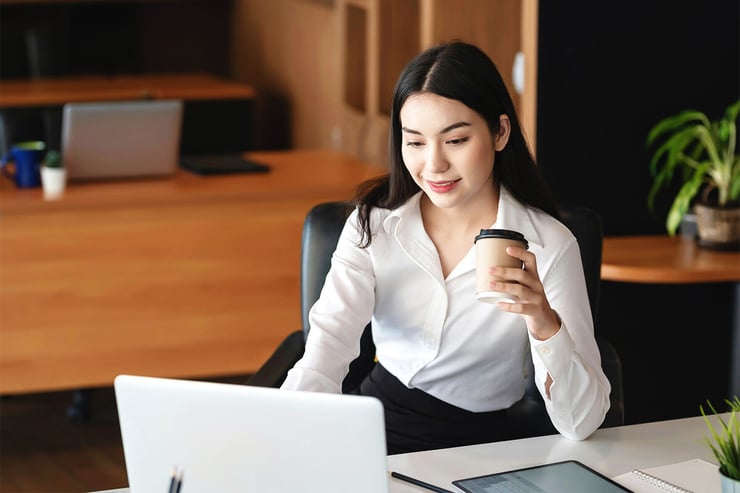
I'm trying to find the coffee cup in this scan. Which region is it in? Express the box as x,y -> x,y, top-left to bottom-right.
474,229 -> 528,303
1,141 -> 45,188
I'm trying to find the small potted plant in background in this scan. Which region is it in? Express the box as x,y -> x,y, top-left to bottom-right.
40,149 -> 66,200
701,396 -> 740,492
646,99 -> 740,250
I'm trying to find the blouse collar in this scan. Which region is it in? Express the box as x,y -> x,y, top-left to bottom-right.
383,186 -> 545,249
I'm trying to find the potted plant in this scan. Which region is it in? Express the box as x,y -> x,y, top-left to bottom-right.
40,149 -> 66,200
646,99 -> 740,249
701,396 -> 740,492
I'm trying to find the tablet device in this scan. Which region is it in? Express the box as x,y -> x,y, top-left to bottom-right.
452,460 -> 632,493
179,153 -> 270,175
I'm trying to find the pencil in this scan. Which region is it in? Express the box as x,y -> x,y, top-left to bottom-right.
168,468 -> 177,493
175,470 -> 183,493
390,471 -> 455,493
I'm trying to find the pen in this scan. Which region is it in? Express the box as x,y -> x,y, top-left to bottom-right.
168,467 -> 183,493
390,471 -> 456,493
168,468 -> 177,493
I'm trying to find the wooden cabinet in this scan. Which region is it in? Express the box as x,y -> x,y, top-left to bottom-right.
336,0 -> 538,164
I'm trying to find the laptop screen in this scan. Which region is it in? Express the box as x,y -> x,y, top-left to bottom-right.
61,100 -> 183,181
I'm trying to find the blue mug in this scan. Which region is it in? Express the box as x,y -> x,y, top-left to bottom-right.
1,141 -> 46,188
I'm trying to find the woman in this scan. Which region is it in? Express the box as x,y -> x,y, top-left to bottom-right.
282,41 -> 610,454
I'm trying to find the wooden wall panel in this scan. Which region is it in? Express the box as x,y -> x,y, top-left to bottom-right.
377,0 -> 420,115
430,0 -> 522,112
230,0 -> 530,160
345,4 -> 368,112
231,0 -> 342,151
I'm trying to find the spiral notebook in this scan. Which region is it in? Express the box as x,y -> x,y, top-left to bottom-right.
612,458 -> 720,493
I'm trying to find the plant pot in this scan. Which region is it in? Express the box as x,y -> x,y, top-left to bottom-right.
694,202 -> 740,250
721,470 -> 740,493
40,166 -> 66,200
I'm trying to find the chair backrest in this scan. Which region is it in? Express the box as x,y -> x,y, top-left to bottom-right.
553,205 -> 624,427
558,205 -> 603,327
299,201 -> 623,425
300,201 -> 375,392
300,201 -> 355,332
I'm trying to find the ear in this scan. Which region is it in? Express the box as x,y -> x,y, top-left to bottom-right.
494,114 -> 511,151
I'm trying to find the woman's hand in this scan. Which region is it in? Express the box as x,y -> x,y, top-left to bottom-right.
487,245 -> 561,341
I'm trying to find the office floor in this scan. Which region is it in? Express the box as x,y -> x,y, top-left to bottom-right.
0,387 -> 127,493
0,375 -> 250,493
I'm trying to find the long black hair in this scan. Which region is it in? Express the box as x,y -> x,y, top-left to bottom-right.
354,41 -> 559,246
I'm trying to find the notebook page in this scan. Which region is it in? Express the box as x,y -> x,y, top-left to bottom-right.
612,459 -> 720,493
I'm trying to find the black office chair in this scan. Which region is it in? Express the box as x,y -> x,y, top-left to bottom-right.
247,201 -> 625,433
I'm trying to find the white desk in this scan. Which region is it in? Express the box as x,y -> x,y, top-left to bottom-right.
388,414 -> 719,492
96,414 -> 721,493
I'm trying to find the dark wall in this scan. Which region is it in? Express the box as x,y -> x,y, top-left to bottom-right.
0,1 -> 231,79
538,0 -> 739,237
0,0 -> 259,155
537,1 -> 739,424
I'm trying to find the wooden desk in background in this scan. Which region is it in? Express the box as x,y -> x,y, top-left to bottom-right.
0,150 -> 386,395
602,235 -> 739,284
602,235 -> 740,397
0,73 -> 257,154
0,73 -> 256,108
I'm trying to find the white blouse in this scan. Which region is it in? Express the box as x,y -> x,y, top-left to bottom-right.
282,186 -> 611,440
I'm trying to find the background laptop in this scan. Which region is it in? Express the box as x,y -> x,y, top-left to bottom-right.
114,374 -> 389,493
61,99 -> 183,180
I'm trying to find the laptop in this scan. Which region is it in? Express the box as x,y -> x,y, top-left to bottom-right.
61,100 -> 183,180
114,374 -> 389,493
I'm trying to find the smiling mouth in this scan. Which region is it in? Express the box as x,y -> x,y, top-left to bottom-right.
427,179 -> 461,186
426,178 -> 461,192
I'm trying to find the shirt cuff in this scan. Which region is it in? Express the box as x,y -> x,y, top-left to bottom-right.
281,366 -> 342,394
528,320 -> 576,380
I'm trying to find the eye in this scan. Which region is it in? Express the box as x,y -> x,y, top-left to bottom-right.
405,141 -> 425,148
446,136 -> 470,145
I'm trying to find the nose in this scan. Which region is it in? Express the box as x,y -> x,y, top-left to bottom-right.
425,143 -> 449,173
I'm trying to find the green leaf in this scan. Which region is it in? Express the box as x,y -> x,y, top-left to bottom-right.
645,99 -> 740,234
725,99 -> 740,123
730,156 -> 740,201
646,110 -> 709,147
43,150 -> 63,168
701,396 -> 740,481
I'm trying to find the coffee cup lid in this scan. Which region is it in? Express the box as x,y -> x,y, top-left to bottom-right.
474,229 -> 528,249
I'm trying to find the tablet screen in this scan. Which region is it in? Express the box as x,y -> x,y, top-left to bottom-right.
452,460 -> 632,493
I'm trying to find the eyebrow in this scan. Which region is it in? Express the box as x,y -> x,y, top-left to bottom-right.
401,121 -> 472,135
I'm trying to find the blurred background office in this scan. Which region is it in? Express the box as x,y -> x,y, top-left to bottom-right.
0,0 -> 738,474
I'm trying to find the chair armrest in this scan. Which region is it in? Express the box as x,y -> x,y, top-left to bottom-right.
506,393 -> 557,439
246,330 -> 305,388
597,337 -> 625,427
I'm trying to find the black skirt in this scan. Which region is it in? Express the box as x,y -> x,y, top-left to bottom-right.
356,363 -> 518,455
